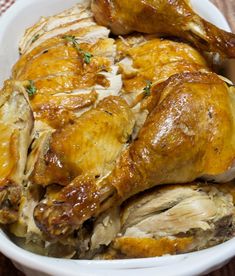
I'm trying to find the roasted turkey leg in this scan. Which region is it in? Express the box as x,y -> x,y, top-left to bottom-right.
34,72 -> 235,238
91,0 -> 235,58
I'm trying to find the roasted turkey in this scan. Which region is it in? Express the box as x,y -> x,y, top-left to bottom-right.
1,0 -> 235,259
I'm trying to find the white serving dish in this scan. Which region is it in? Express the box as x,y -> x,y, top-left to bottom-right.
0,0 -> 233,275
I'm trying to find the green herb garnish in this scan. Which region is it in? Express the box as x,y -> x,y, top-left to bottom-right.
31,34 -> 40,44
143,80 -> 152,97
26,80 -> 37,96
83,52 -> 93,64
62,35 -> 93,64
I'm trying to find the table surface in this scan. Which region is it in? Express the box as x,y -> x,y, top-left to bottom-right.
0,0 -> 235,275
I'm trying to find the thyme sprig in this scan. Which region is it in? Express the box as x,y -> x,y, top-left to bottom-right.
31,34 -> 40,44
63,35 -> 93,64
143,80 -> 152,97
26,80 -> 37,96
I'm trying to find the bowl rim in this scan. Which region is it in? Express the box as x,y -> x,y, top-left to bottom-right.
1,228 -> 235,276
0,0 -> 234,275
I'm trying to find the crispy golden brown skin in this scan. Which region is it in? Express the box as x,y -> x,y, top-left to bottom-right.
91,0 -> 235,58
0,81 -> 33,224
33,72 -> 235,238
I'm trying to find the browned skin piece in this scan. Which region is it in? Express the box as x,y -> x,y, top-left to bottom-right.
112,237 -> 194,258
34,72 -> 235,238
34,175 -> 100,237
91,0 -> 235,58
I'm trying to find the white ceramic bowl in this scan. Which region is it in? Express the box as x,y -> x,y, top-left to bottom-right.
0,1 -> 233,275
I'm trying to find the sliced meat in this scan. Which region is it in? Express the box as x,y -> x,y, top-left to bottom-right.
106,183 -> 235,258
13,4 -> 122,129
90,207 -> 120,251
19,2 -> 93,55
0,80 -> 33,224
14,36 -> 121,128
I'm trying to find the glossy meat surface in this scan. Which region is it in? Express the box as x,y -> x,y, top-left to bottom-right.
92,0 -> 235,58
